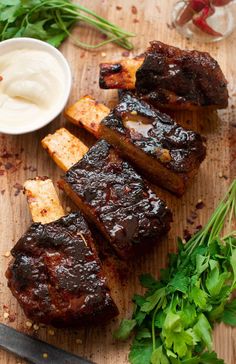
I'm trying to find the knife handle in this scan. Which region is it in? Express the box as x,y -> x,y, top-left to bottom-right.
0,323 -> 94,364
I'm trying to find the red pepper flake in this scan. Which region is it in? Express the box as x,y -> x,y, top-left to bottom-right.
187,217 -> 194,225
195,224 -> 202,232
13,183 -> 23,196
167,22 -> 175,30
121,51 -> 130,57
219,174 -> 228,180
116,5 -> 122,10
195,200 -> 205,209
133,18 -> 139,23
23,165 -> 37,172
125,186 -> 131,193
190,211 -> 198,220
183,229 -> 192,241
4,162 -> 13,170
0,150 -> 13,159
1,190 -> 5,195
0,76 -> 3,81
0,170 -> 5,176
131,5 -> 138,14
100,33 -> 107,40
8,313 -> 16,323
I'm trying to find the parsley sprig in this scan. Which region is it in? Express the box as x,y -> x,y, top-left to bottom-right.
0,0 -> 135,50
115,180 -> 236,364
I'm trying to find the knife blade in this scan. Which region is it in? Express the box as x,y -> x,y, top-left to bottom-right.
0,323 -> 95,364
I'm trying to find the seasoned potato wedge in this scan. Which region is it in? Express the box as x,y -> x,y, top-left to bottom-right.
41,128 -> 88,171
24,177 -> 65,224
65,96 -> 109,138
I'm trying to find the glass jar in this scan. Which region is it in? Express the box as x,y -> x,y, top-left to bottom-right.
172,0 -> 236,42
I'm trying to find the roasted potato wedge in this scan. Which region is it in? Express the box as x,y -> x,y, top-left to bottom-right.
24,177 -> 65,224
65,96 -> 109,138
42,128 -> 88,171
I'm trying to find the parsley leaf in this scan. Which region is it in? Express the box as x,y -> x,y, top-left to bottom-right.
115,181 -> 236,364
230,249 -> 236,286
141,288 -> 165,313
205,261 -> 231,297
113,319 -> 136,340
167,272 -> 190,294
219,299 -> 236,326
129,339 -> 153,364
193,314 -> 212,351
182,351 -> 225,364
198,351 -> 225,364
140,274 -> 161,291
151,346 -> 169,364
0,0 -> 135,49
189,286 -> 209,310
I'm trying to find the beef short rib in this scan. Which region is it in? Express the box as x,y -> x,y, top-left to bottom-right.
136,41 -> 228,110
60,139 -> 172,259
99,41 -> 228,110
6,212 -> 118,327
100,93 -> 206,195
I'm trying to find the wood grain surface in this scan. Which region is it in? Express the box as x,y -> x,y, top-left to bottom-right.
0,1 -> 235,363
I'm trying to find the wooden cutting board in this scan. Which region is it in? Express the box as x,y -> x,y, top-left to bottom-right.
0,1 -> 235,363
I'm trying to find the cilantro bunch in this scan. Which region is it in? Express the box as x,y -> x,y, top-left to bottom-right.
0,0 -> 135,49
115,180 -> 236,364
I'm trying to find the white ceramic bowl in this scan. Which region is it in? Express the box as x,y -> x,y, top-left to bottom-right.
0,38 -> 72,135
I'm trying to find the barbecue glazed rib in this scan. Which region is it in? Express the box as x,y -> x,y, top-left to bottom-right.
42,130 -> 172,259
6,178 -> 118,327
65,94 -> 206,196
99,41 -> 228,110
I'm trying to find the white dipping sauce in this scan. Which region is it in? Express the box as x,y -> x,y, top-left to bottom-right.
0,49 -> 66,129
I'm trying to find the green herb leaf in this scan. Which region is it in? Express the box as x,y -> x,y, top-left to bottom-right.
141,288 -> 165,313
179,302 -> 197,328
198,351 -> 225,363
205,262 -> 231,297
167,272 -> 190,294
230,249 -> 236,286
113,319 -> 136,341
0,4 -> 20,22
136,327 -> 152,340
0,0 -> 135,49
140,274 -> 161,290
114,180 -> 236,364
182,351 -> 225,364
151,346 -> 170,364
189,286 -> 209,310
196,254 -> 209,275
22,20 -> 48,39
129,339 -> 153,364
220,298 -> 236,326
193,314 -> 212,351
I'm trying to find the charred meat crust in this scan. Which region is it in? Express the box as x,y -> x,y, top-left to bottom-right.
62,140 -> 172,259
99,55 -> 144,90
6,212 -> 118,327
99,93 -> 206,195
136,41 -> 228,109
102,93 -> 206,173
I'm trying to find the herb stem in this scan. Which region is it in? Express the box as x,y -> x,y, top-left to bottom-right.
0,0 -> 135,50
